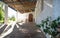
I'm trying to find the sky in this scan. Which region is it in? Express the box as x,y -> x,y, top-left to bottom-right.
8,7 -> 17,18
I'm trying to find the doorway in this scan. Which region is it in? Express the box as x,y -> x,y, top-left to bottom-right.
28,13 -> 33,22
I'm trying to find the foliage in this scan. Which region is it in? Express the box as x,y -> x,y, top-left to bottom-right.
36,16 -> 60,38
9,16 -> 16,21
0,2 -> 4,23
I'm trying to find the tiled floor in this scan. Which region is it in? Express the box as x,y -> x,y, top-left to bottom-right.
0,22 -> 46,38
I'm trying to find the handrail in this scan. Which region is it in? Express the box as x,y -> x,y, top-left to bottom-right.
0,23 -> 6,29
0,22 -> 16,38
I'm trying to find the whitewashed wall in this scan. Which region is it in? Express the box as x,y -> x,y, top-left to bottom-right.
35,0 -> 53,24
17,12 -> 34,22
53,0 -> 60,19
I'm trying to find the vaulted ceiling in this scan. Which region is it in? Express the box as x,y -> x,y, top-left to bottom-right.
3,0 -> 37,13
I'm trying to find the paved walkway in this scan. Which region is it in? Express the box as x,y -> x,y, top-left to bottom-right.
0,22 -> 46,38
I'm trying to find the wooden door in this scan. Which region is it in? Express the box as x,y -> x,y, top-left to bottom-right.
28,13 -> 33,22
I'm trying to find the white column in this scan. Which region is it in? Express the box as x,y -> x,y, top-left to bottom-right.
35,0 -> 43,22
16,11 -> 18,22
4,4 -> 8,25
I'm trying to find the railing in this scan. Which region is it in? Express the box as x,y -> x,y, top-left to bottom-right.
0,21 -> 16,38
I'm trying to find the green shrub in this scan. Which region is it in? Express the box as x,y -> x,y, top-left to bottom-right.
9,16 -> 15,21
0,3 -> 4,23
36,16 -> 60,38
